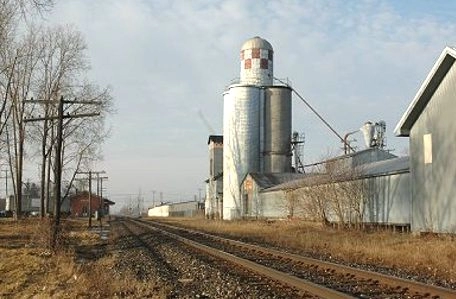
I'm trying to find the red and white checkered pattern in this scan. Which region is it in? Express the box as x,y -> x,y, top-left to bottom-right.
240,47 -> 273,86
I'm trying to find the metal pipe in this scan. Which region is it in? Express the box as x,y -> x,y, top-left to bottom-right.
274,77 -> 355,153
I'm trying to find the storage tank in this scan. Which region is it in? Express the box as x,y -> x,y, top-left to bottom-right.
223,36 -> 292,220
263,86 -> 292,172
240,36 -> 273,86
361,121 -> 375,148
223,85 -> 261,220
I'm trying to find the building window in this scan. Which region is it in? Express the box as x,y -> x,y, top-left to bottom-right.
423,133 -> 432,164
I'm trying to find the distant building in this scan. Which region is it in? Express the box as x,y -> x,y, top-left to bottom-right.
68,191 -> 115,217
148,204 -> 170,217
205,135 -> 223,219
395,46 -> 456,233
148,200 -> 204,218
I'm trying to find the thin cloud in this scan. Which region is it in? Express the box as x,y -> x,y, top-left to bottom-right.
46,0 -> 456,209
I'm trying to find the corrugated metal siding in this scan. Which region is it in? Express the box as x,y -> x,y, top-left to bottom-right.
223,86 -> 261,220
259,190 -> 288,218
364,173 -> 411,224
263,86 -> 292,172
169,201 -> 203,217
410,61 -> 456,233
253,172 -> 411,225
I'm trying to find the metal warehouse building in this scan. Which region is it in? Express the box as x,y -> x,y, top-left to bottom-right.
395,46 -> 456,233
240,149 -> 411,228
148,201 -> 204,218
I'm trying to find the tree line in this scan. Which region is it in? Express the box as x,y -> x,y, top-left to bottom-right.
0,0 -> 113,227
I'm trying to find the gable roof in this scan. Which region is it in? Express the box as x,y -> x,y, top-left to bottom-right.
263,156 -> 410,192
354,156 -> 409,177
395,46 -> 456,136
309,148 -> 396,165
245,172 -> 307,189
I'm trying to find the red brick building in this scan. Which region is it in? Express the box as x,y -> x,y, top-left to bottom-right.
69,191 -> 115,217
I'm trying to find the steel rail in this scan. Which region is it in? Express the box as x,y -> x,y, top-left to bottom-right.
144,219 -> 456,299
129,219 -> 353,299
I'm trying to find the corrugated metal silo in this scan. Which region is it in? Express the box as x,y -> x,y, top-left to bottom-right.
222,36 -> 294,220
223,85 -> 261,220
263,86 -> 292,173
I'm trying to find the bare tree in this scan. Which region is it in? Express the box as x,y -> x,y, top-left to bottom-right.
290,155 -> 367,228
0,0 -> 54,217
29,25 -> 89,216
4,26 -> 42,218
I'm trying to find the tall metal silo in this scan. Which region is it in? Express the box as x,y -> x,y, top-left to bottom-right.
223,85 -> 261,220
223,36 -> 292,220
263,86 -> 292,173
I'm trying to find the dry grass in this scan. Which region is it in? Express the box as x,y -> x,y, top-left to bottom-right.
0,218 -> 167,298
155,217 -> 456,283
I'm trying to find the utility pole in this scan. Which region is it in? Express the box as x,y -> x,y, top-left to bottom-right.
96,172 -> 101,198
54,97 -> 63,237
152,190 -> 156,208
0,168 -> 8,210
24,96 -> 101,249
76,170 -> 105,228
99,176 -> 108,218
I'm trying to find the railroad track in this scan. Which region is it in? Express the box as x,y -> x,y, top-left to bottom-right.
132,218 -> 456,299
123,217 -> 349,298
117,217 -> 323,298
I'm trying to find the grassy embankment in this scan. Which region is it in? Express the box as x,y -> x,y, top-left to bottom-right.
0,218 -> 166,298
157,217 -> 456,283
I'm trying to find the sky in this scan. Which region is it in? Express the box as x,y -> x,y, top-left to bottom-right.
43,0 -> 456,211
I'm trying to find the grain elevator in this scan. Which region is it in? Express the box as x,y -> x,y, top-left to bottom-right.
223,36 -> 292,220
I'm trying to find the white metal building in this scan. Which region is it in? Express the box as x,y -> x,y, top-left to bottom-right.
395,46 -> 456,233
240,151 -> 411,228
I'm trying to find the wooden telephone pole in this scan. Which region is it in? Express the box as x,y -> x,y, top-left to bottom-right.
76,170 -> 105,228
24,96 -> 100,249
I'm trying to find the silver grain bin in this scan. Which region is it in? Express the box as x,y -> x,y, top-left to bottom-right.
263,86 -> 292,172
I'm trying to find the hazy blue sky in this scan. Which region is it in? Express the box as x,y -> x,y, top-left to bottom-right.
46,0 -> 456,211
